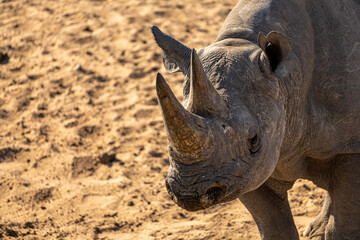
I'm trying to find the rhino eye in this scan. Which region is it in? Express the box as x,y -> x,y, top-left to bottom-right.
248,129 -> 261,155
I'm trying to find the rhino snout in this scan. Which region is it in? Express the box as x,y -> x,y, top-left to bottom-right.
165,179 -> 227,211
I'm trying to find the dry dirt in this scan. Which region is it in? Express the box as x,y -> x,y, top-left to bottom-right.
0,0 -> 326,239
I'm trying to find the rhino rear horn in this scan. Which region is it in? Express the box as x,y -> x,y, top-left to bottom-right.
151,26 -> 191,74
156,73 -> 209,158
186,49 -> 228,118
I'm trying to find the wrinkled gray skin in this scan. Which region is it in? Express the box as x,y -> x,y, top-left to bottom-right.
151,0 -> 360,239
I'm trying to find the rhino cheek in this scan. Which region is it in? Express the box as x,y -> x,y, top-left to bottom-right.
240,103 -> 286,192
246,138 -> 283,192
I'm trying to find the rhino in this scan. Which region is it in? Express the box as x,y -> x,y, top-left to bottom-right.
151,0 -> 360,239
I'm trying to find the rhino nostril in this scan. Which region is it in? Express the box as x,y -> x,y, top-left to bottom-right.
206,186 -> 225,200
200,186 -> 225,205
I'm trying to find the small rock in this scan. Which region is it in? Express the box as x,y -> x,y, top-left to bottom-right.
73,64 -> 94,74
73,64 -> 86,73
99,153 -> 116,164
83,26 -> 92,32
0,52 -> 9,64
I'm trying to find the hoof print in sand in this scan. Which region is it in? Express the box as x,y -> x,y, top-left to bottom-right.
72,153 -> 121,177
34,187 -> 54,203
0,148 -> 22,163
72,156 -> 98,178
77,125 -> 100,138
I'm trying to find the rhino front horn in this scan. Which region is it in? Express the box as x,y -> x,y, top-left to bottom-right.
186,49 -> 228,118
156,73 -> 209,158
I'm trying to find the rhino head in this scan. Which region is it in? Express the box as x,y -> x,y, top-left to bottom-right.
151,26 -> 293,211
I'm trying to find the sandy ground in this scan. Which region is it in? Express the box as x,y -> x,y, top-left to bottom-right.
0,0 -> 326,239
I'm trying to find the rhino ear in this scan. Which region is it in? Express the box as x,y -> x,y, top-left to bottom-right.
257,31 -> 292,79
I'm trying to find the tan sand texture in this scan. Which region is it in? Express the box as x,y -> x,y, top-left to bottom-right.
0,0 -> 325,239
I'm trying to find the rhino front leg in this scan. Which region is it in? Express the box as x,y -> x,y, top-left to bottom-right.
323,154 -> 360,240
303,192 -> 332,240
239,179 -> 299,240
